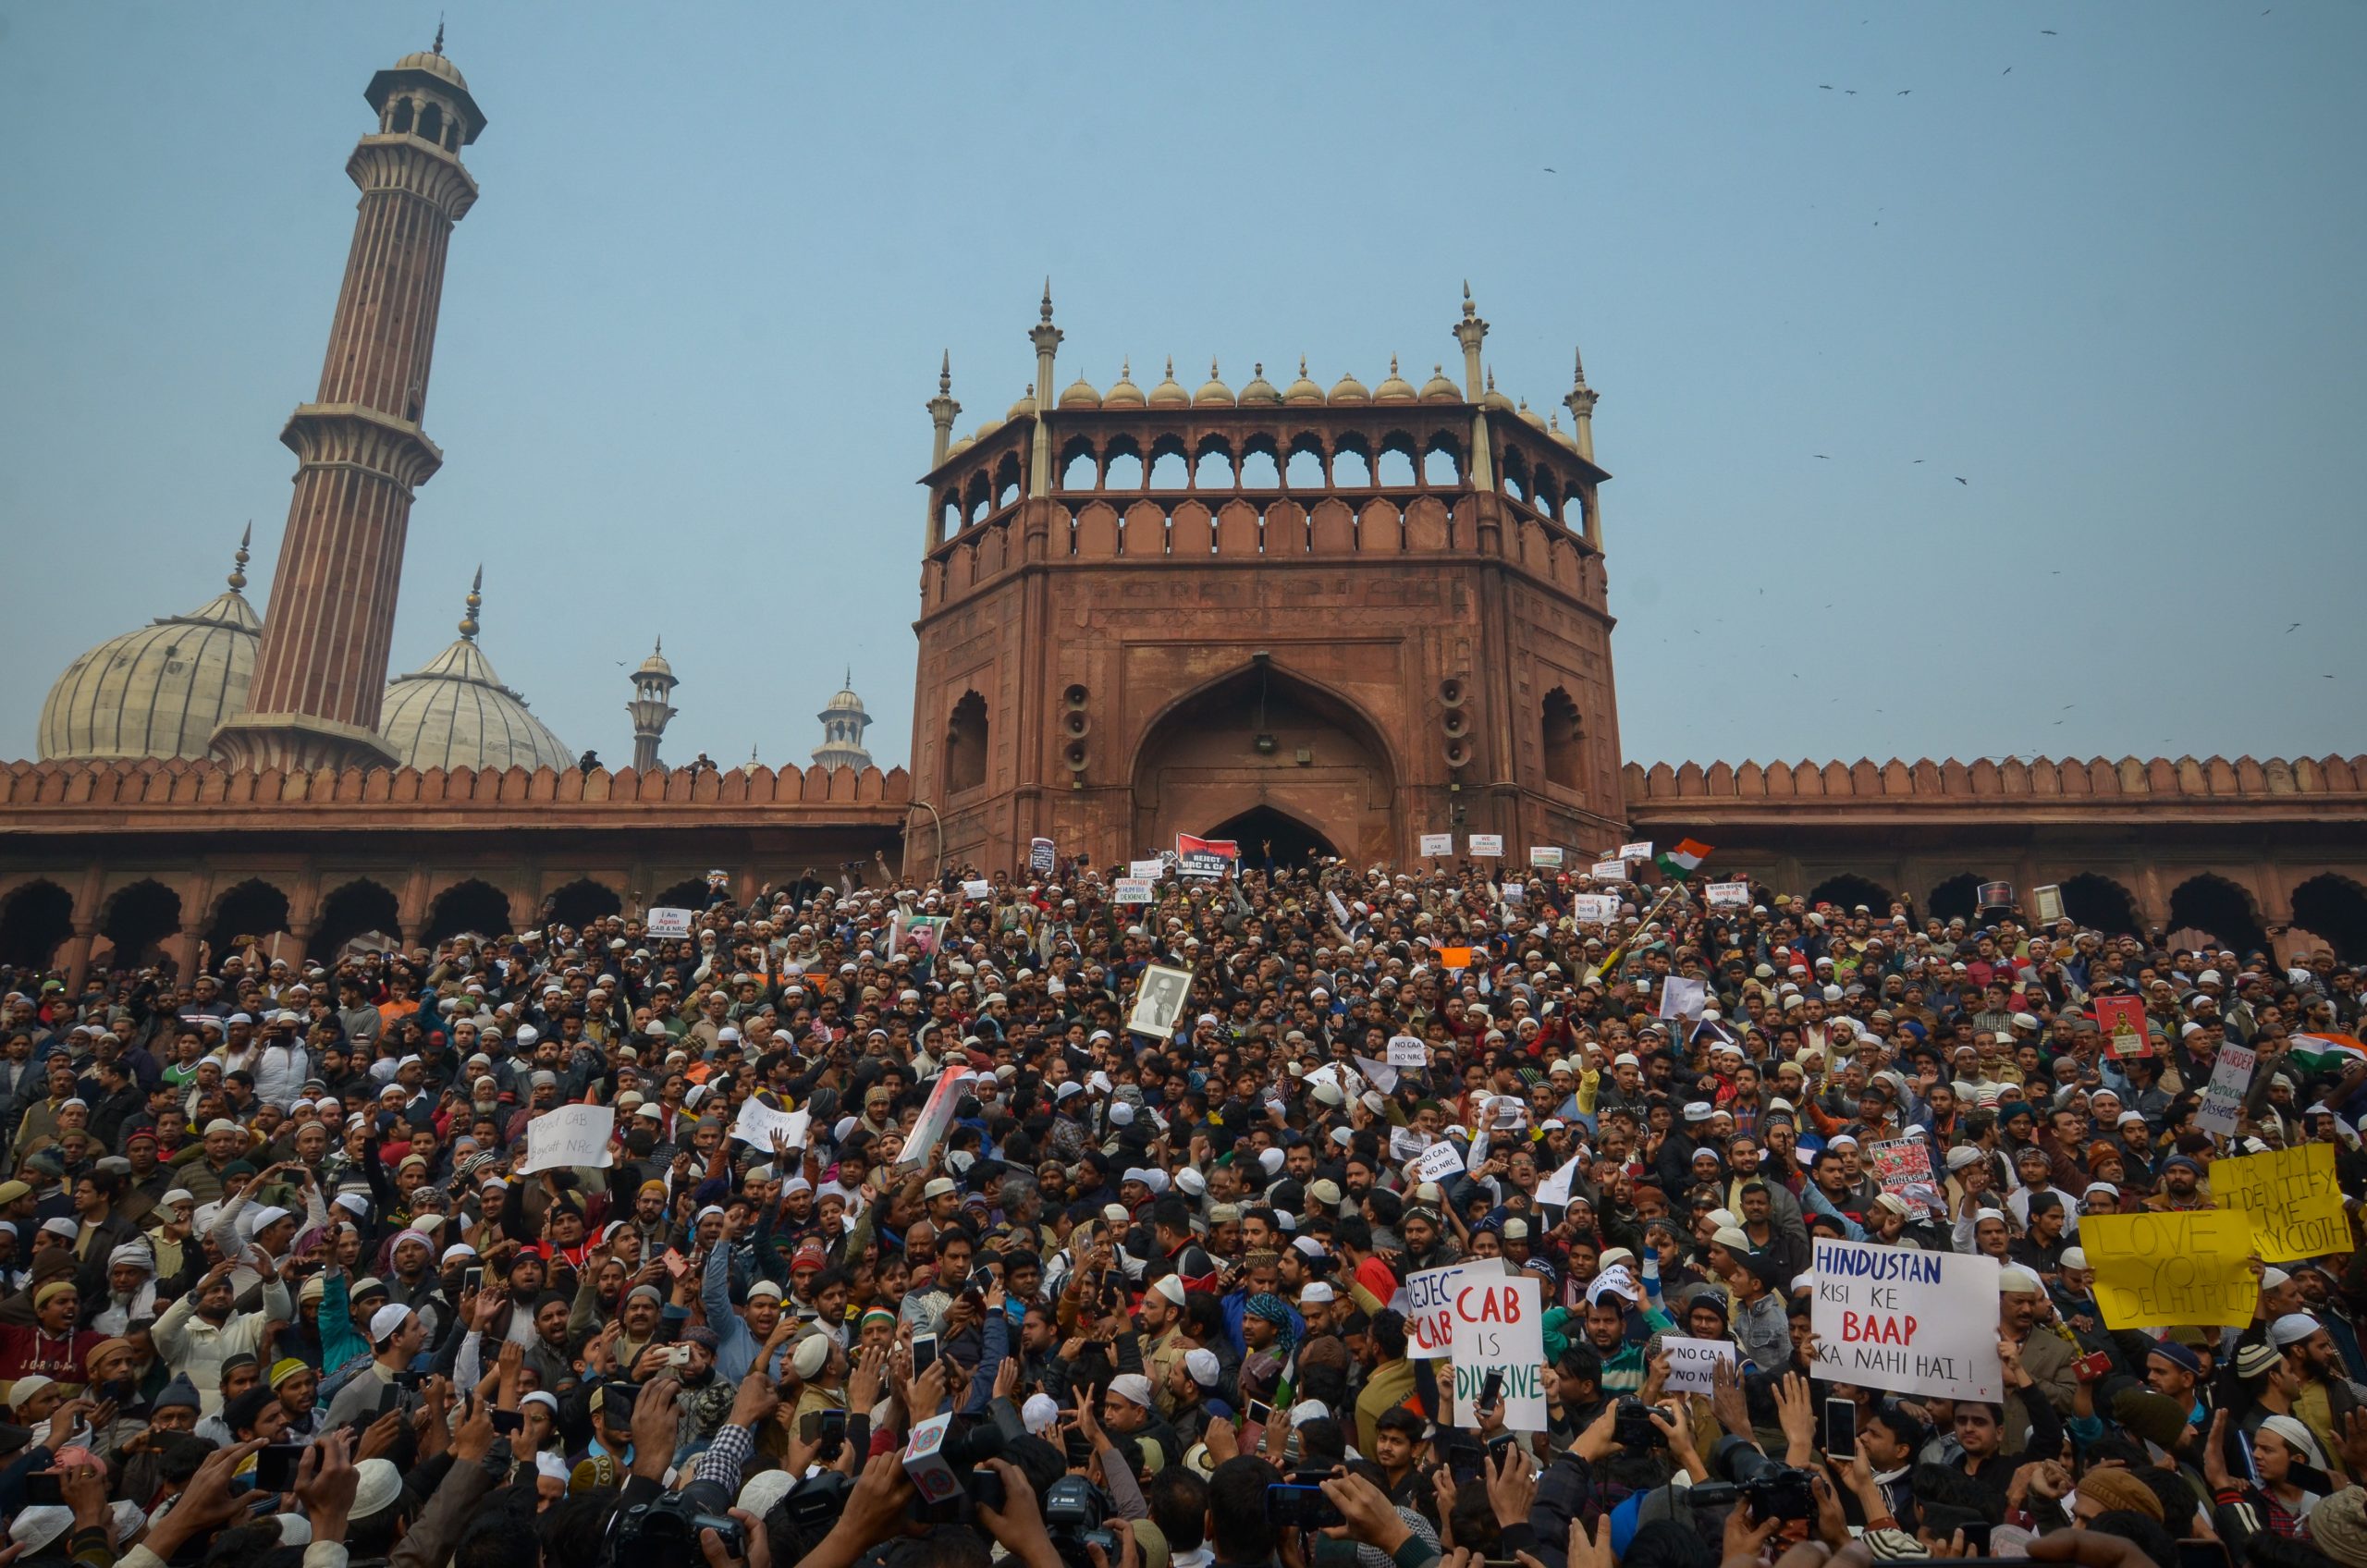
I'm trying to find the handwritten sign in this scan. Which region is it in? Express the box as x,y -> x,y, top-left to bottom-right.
1662,1335 -> 1738,1393
1658,976 -> 1707,1021
960,878 -> 994,900
1411,1142 -> 1466,1185
1706,881 -> 1751,909
1870,1138 -> 1940,1219
1353,1054 -> 1399,1094
2193,1042 -> 2255,1137
730,1096 -> 812,1151
2095,996 -> 2150,1060
521,1105 -> 617,1173
1528,846 -> 1564,869
1404,1257 -> 1500,1359
1809,1239 -> 2003,1403
1451,1274 -> 1547,1431
1418,833 -> 1454,857
645,907 -> 694,939
2032,884 -> 2066,924
1570,893 -> 1620,925
1128,859 -> 1166,879
1467,834 -> 1503,858
1589,860 -> 1629,883
1389,1126 -> 1433,1164
2081,1210 -> 2261,1329
1113,878 -> 1155,905
2214,1143 -> 2349,1260
1616,841 -> 1653,862
1028,838 -> 1057,876
1387,1035 -> 1428,1068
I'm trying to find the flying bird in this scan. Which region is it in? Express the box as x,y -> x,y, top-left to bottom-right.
2287,622 -> 2301,632
1814,454 -> 1832,459
2003,66 -> 2013,74
1897,90 -> 1911,95
1544,167 -> 1557,173
2042,30 -> 2057,35
1955,476 -> 1968,484
1846,90 -> 1858,95
1912,459 -> 1924,464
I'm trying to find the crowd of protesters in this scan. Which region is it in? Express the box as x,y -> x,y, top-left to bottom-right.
0,843 -> 2361,1568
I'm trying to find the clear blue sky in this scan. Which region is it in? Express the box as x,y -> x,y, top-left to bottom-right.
4,3 -> 2361,774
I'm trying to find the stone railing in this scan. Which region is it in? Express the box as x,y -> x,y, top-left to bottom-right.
1623,754 -> 2367,815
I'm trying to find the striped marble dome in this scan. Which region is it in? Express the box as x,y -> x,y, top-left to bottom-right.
376,571 -> 571,773
38,533 -> 262,762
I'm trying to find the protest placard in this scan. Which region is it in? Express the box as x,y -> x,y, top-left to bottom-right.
1809,1239 -> 2003,1402
730,1096 -> 812,1151
1977,881 -> 2013,910
1616,840 -> 1653,862
2193,1042 -> 2255,1137
1418,833 -> 1454,857
521,1105 -> 616,1173
1537,1152 -> 1583,1209
1028,838 -> 1056,876
1501,883 -> 1525,904
645,907 -> 694,938
1451,1274 -> 1547,1430
1706,881 -> 1750,909
2080,1210 -> 2261,1329
1175,833 -> 1237,861
1127,963 -> 1194,1039
1113,877 -> 1155,905
1404,1257 -> 1501,1358
1662,1336 -> 1738,1393
1570,893 -> 1620,924
1870,1138 -> 1940,1219
2095,996 -> 2150,1060
1326,891 -> 1352,927
1528,846 -> 1564,868
1437,947 -> 1475,970
900,1067 -> 972,1172
1658,976 -> 1707,1021
1128,859 -> 1166,879
1467,834 -> 1503,857
1354,1054 -> 1400,1093
1179,851 -> 1230,880
960,878 -> 994,900
1389,1126 -> 1432,1164
1412,1142 -> 1466,1185
1387,1035 -> 1428,1067
2032,885 -> 2066,923
1589,860 -> 1628,882
2214,1143 -> 2349,1260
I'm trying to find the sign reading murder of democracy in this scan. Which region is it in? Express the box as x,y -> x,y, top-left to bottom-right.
1809,1239 -> 2003,1403
1404,1256 -> 1501,1358
1451,1274 -> 1548,1431
2080,1210 -> 2261,1329
2193,1042 -> 2256,1137
2214,1143 -> 2350,1260
521,1105 -> 616,1173
644,907 -> 695,938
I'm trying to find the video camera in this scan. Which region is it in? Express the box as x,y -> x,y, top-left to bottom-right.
1043,1475 -> 1122,1568
607,1478 -> 744,1567
1684,1436 -> 1818,1522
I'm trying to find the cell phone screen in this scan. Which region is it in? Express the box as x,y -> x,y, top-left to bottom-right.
253,1446 -> 302,1492
1479,1370 -> 1504,1410
912,1334 -> 938,1378
22,1473 -> 61,1507
1247,1399 -> 1275,1427
1823,1398 -> 1858,1460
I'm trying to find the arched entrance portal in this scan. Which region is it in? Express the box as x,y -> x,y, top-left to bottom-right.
1204,806 -> 1337,870
1131,663 -> 1397,864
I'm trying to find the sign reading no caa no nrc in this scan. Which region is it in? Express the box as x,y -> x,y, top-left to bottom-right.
1809,1239 -> 2003,1403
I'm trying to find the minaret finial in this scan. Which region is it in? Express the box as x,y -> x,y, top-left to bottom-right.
459,566 -> 482,640
1462,280 -> 1475,320
1299,355 -> 1308,377
1574,345 -> 1589,386
1165,355 -> 1174,378
844,664 -> 852,690
228,523 -> 251,593
1041,278 -> 1054,325
938,349 -> 951,395
1486,367 -> 1496,391
654,634 -> 662,655
1390,354 -> 1400,375
434,14 -> 445,55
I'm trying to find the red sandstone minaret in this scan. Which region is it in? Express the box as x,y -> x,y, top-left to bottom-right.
214,36 -> 485,771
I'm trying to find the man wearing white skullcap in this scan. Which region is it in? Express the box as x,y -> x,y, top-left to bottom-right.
322,1302 -> 427,1429
151,1249 -> 293,1415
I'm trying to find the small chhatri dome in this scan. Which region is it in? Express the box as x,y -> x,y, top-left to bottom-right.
1282,357 -> 1325,405
1517,397 -> 1548,430
1238,362 -> 1282,407
636,637 -> 676,680
38,527 -> 263,762
376,570 -> 572,773
1147,357 -> 1190,408
948,433 -> 976,457
1373,356 -> 1417,403
1480,367 -> 1515,412
1007,385 -> 1037,421
812,668 -> 875,772
1550,411 -> 1580,453
1420,363 -> 1462,402
1058,372 -> 1102,409
1103,359 -> 1146,409
1328,367 -> 1370,404
971,416 -> 1001,439
1194,359 -> 1234,407
392,49 -> 470,91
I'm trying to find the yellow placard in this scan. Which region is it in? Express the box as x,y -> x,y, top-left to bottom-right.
2212,1144 -> 2351,1261
2081,1210 -> 2260,1329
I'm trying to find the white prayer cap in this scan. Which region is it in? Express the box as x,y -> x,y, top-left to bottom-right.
368,1303 -> 414,1342
1109,1373 -> 1154,1407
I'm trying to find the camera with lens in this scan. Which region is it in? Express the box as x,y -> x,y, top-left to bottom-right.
781,1470 -> 852,1532
1612,1396 -> 1665,1450
1043,1475 -> 1121,1568
1685,1437 -> 1818,1522
608,1479 -> 744,1567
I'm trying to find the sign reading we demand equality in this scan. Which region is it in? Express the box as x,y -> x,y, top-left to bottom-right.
1809,1239 -> 2004,1403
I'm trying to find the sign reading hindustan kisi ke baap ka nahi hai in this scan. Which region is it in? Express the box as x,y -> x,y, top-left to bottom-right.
1809,1239 -> 2003,1403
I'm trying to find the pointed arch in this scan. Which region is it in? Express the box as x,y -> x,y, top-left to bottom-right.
2289,875 -> 2367,962
100,878 -> 181,965
1928,873 -> 1993,925
545,877 -> 624,933
650,877 -> 710,914
2058,873 -> 2141,937
0,880 -> 73,970
945,691 -> 989,796
311,879 -> 402,960
206,877 -> 292,959
2167,875 -> 2268,958
423,878 -> 512,943
1808,874 -> 1895,915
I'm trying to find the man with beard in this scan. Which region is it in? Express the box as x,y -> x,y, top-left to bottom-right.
267,1356 -> 323,1442
150,1255 -> 290,1414
2146,1153 -> 2211,1212
2269,1312 -> 2361,1466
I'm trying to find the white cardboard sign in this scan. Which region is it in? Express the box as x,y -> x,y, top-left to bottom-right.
1616,841 -> 1653,862
730,1096 -> 812,1150
1418,833 -> 1454,857
1570,893 -> 1620,924
521,1105 -> 616,1173
1412,1142 -> 1466,1185
1113,878 -> 1156,905
1706,882 -> 1750,909
645,907 -> 695,938
1589,860 -> 1629,883
2195,1042 -> 2255,1137
1451,1273 -> 1548,1431
1404,1256 -> 1502,1359
1528,846 -> 1564,869
1658,976 -> 1707,1020
1808,1238 -> 2004,1402
1662,1335 -> 1737,1393
1128,859 -> 1166,879
1467,834 -> 1504,857
1387,1035 -> 1428,1068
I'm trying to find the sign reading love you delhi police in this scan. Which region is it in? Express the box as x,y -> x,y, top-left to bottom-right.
1809,1239 -> 2003,1403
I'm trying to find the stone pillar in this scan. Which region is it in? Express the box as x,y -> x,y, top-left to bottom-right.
62,923 -> 97,998
170,925 -> 205,983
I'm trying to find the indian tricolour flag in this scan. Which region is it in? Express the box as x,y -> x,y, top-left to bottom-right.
2289,1034 -> 2367,1072
1654,839 -> 1713,880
